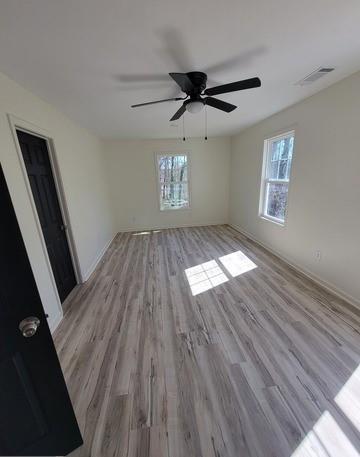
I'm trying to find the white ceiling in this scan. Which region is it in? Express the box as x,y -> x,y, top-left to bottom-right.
1,0 -> 360,139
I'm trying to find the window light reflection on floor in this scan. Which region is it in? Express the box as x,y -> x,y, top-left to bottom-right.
335,364 -> 360,433
291,410 -> 358,456
185,260 -> 228,296
132,230 -> 162,236
219,250 -> 257,277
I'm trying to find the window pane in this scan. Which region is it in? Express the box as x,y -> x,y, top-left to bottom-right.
278,159 -> 288,179
269,135 -> 294,180
269,160 -> 279,179
265,182 -> 288,221
270,141 -> 280,162
158,155 -> 187,183
281,136 -> 294,160
160,182 -> 189,210
285,156 -> 292,179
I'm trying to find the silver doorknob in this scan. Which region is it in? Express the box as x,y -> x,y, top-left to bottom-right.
19,317 -> 40,338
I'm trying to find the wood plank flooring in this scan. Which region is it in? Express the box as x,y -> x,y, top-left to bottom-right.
54,225 -> 360,457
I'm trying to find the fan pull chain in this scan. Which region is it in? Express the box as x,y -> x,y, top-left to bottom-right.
182,115 -> 186,141
205,104 -> 208,140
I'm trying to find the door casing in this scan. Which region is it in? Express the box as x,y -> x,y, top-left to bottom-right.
7,114 -> 81,316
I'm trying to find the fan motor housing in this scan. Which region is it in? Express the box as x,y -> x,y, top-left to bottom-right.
186,71 -> 207,96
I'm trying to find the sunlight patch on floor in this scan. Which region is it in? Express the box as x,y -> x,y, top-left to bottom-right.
132,230 -> 162,236
219,250 -> 257,277
185,260 -> 228,296
292,410 -> 358,457
335,364 -> 360,432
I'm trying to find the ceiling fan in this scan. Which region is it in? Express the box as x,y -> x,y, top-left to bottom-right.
131,72 -> 261,121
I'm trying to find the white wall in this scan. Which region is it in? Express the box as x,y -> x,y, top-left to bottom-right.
0,71 -> 115,330
104,137 -> 231,231
230,70 -> 360,306
3,60 -> 358,332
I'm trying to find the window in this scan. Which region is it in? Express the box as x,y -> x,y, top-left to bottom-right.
260,131 -> 294,224
156,153 -> 190,211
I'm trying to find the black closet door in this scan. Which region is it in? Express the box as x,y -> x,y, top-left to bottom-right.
17,130 -> 77,302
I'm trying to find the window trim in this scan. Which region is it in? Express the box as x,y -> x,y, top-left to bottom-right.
259,130 -> 295,226
155,151 -> 191,212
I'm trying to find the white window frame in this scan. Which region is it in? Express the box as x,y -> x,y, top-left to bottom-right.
259,130 -> 295,226
155,152 -> 191,211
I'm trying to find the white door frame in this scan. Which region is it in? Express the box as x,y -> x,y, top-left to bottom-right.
7,114 -> 81,308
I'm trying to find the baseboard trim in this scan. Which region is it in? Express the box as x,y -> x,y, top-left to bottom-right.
228,223 -> 360,310
117,221 -> 227,233
81,233 -> 117,282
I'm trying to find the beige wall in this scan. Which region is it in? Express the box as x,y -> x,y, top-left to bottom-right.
0,72 -> 115,330
229,71 -> 360,306
104,137 -> 231,231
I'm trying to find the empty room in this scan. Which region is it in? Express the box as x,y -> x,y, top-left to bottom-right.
1,1 -> 360,456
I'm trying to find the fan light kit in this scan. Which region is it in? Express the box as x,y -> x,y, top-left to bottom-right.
185,100 -> 204,114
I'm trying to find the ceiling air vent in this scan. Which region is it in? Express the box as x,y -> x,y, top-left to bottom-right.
296,67 -> 335,86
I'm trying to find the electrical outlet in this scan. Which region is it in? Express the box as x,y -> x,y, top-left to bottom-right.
315,250 -> 322,261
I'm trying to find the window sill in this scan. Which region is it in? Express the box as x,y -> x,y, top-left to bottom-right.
160,206 -> 191,212
259,215 -> 285,227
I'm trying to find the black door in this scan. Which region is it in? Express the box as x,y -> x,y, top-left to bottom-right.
17,130 -> 77,302
0,164 -> 83,456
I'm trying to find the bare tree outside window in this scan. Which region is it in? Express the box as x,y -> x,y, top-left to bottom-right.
157,154 -> 189,210
260,132 -> 294,224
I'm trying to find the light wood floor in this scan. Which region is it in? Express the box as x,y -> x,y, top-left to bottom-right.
54,225 -> 360,457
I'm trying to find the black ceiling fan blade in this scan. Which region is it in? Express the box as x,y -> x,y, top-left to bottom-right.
204,97 -> 237,113
170,104 -> 186,121
131,97 -> 184,108
169,73 -> 195,93
204,77 -> 261,96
